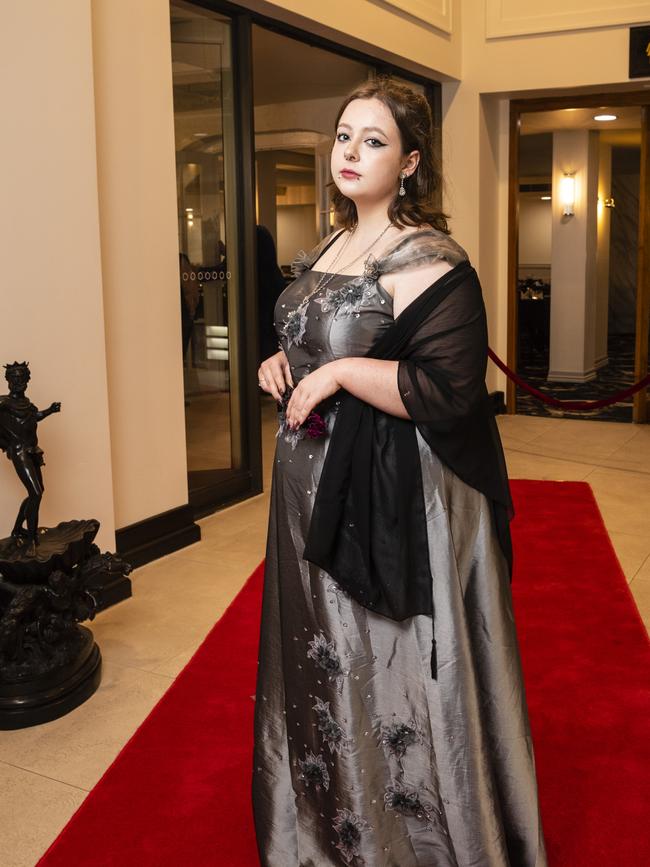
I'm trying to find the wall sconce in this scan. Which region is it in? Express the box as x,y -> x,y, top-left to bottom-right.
559,172 -> 576,216
603,197 -> 616,208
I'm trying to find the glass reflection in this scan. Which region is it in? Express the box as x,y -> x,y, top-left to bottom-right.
171,2 -> 240,484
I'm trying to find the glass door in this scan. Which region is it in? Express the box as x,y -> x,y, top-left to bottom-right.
170,1 -> 259,512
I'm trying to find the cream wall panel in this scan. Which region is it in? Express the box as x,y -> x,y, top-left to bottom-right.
0,0 -> 116,550
91,0 -> 189,528
487,0 -> 650,39
464,0 -> 633,92
385,0 -> 452,34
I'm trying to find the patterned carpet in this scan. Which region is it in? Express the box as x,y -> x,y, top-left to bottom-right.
515,333 -> 643,423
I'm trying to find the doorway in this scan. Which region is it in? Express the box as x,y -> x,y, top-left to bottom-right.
507,92 -> 650,423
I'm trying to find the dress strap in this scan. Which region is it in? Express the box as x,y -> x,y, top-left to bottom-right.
368,227 -> 469,278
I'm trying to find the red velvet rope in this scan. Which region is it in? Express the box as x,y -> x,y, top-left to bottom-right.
487,348 -> 650,411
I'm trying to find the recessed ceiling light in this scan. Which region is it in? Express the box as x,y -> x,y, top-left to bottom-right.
593,114 -> 617,121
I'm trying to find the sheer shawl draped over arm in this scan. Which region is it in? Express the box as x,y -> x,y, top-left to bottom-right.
301,229 -> 515,679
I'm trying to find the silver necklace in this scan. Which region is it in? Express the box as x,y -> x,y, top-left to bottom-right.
298,222 -> 393,310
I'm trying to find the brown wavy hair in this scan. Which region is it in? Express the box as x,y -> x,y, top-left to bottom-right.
327,76 -> 451,234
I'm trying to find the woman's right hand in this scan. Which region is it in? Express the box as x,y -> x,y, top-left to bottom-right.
257,349 -> 294,402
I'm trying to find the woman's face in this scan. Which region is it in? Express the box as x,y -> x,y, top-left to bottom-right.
331,96 -> 418,205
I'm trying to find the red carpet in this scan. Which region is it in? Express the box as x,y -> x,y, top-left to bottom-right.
37,480 -> 650,866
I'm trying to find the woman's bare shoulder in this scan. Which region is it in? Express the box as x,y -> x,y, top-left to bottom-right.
384,258 -> 456,312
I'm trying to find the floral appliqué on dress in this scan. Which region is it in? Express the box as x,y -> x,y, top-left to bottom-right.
313,696 -> 351,755
297,749 -> 330,792
384,781 -> 441,830
332,808 -> 370,864
313,254 -> 381,317
280,253 -> 382,349
282,304 -> 309,349
307,631 -> 348,694
381,721 -> 420,760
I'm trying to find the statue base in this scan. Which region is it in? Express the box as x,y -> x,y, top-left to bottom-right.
0,625 -> 101,729
0,518 -> 131,729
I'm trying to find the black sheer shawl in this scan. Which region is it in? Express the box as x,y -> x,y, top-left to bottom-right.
300,230 -> 515,679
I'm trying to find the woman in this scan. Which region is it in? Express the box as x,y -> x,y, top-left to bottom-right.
253,78 -> 548,867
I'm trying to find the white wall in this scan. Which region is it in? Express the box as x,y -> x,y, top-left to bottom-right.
0,1 -> 115,549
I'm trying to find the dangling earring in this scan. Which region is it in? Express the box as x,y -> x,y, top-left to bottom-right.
398,171 -> 407,197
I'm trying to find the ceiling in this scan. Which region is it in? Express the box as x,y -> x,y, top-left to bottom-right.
521,105 -> 641,134
519,105 -> 642,179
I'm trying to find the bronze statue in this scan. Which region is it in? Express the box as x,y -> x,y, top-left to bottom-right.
0,361 -> 133,729
0,361 -> 60,550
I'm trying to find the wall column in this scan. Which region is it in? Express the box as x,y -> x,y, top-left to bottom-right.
0,0 -> 116,550
91,0 -> 190,529
548,129 -> 599,382
595,140 -> 613,369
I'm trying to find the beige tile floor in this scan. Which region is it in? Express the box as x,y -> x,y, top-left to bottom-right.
3,406 -> 650,866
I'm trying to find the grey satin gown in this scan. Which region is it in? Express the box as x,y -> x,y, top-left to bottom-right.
252,230 -> 548,867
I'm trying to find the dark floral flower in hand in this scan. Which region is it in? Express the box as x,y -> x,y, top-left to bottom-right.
276,385 -> 328,450
297,750 -> 330,791
332,808 -> 370,864
306,412 -> 327,438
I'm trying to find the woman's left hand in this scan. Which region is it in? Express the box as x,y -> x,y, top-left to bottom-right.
285,361 -> 342,429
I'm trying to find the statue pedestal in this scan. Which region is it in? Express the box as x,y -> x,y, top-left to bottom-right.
0,519 -> 131,729
0,626 -> 101,729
